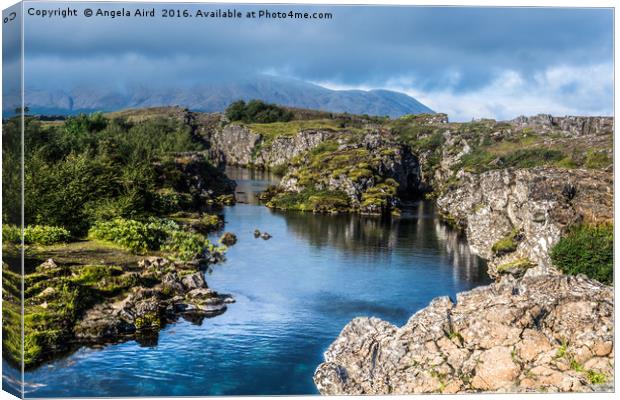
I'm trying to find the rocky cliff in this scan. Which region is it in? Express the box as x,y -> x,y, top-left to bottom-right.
205,123 -> 337,168
314,275 -> 613,394
436,167 -> 613,278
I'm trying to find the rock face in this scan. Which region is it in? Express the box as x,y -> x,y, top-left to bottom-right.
314,275 -> 614,394
267,131 -> 421,214
206,123 -> 336,168
436,167 -> 613,278
510,115 -> 613,137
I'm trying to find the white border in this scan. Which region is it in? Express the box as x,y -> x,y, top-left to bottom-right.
0,1 -> 616,400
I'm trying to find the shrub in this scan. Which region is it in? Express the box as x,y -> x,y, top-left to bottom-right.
2,224 -> 21,244
225,99 -> 293,124
161,230 -> 213,262
88,218 -> 176,254
24,225 -> 71,245
2,224 -> 71,245
550,223 -> 613,284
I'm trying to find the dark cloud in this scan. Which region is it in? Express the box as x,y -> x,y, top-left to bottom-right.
16,3 -> 613,118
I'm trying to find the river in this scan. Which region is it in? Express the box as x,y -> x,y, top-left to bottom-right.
12,167 -> 490,397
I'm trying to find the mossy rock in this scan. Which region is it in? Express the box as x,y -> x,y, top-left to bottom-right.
496,258 -> 536,276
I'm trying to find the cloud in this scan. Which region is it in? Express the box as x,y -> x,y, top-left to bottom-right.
18,4 -> 613,120
318,63 -> 613,121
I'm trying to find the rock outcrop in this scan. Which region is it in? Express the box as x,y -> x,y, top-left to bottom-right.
74,257 -> 235,342
510,115 -> 613,137
258,130 -> 422,215
205,123 -> 337,169
314,275 -> 613,394
436,167 -> 613,278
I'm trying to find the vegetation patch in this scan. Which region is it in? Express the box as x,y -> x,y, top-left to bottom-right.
491,228 -> 520,255
88,217 -> 221,262
550,222 -> 613,284
225,99 -> 293,124
267,187 -> 351,213
3,224 -> 71,245
496,258 -> 536,274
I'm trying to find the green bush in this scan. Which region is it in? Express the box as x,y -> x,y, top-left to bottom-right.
225,99 -> 293,124
2,224 -> 21,244
550,223 -> 613,284
161,230 -> 213,262
24,225 -> 71,245
88,217 -> 218,261
88,218 -> 176,254
2,224 -> 71,245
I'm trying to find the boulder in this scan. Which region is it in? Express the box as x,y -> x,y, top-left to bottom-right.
220,232 -> 237,246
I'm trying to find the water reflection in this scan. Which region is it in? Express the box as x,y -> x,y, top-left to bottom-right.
20,167 -> 491,397
226,166 -> 488,285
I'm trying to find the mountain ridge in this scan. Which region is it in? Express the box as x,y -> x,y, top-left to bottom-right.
18,76 -> 434,118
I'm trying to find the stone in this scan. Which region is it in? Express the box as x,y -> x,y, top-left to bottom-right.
180,272 -> 208,291
472,347 -> 520,390
219,232 -> 237,246
313,275 -> 613,394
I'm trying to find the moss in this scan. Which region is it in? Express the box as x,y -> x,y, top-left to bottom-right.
491,228 -> 520,255
586,370 -> 607,385
246,119 -> 345,143
496,258 -> 535,273
134,312 -> 161,330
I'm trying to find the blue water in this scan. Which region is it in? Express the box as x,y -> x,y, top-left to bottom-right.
12,168 -> 490,397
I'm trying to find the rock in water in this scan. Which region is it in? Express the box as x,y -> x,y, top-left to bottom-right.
219,232 -> 238,246
313,275 -> 614,394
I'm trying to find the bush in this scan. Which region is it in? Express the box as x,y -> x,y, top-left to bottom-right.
2,224 -> 71,245
88,218 -> 176,254
550,223 -> 613,284
88,217 -> 218,261
24,225 -> 71,245
161,230 -> 214,262
225,99 -> 293,124
2,224 -> 21,244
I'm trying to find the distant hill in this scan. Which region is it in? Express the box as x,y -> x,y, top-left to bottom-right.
20,76 -> 433,118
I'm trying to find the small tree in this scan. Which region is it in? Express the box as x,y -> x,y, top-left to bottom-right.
225,100 -> 247,122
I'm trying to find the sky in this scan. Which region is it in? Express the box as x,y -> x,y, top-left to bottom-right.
12,2 -> 615,121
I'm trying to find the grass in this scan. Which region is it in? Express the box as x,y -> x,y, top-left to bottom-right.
491,228 -> 520,255
496,258 -> 536,274
245,119 -> 345,143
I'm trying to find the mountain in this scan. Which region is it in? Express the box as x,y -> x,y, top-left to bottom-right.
20,76 -> 433,118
